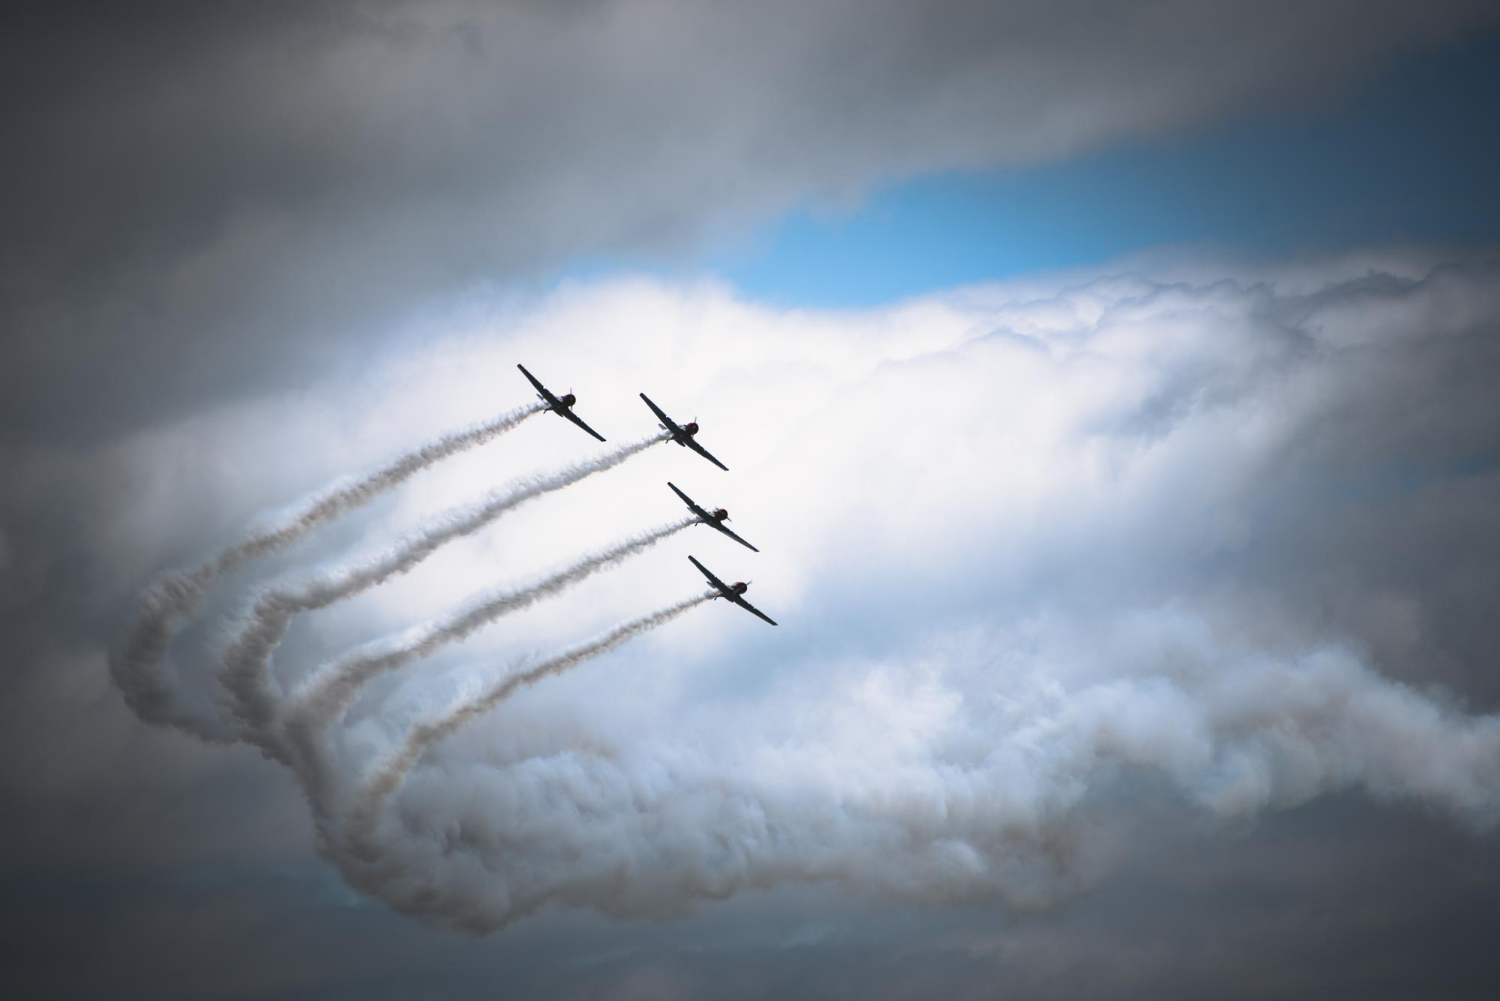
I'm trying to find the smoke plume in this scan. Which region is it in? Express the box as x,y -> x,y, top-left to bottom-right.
219,433 -> 671,748
344,592 -> 716,859
109,402 -> 544,739
281,516 -> 698,785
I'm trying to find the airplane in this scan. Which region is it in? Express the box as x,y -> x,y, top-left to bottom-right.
517,363 -> 606,442
689,555 -> 777,626
639,393 -> 728,471
669,482 -> 759,552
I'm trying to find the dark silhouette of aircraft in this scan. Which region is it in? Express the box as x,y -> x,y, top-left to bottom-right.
640,393 -> 727,470
669,482 -> 759,552
689,555 -> 776,626
517,364 -> 606,441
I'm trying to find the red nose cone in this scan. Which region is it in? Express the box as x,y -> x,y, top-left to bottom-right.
713,508 -> 729,521
561,393 -> 576,406
685,422 -> 698,435
733,582 -> 747,594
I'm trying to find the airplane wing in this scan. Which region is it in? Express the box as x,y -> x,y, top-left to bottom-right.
731,593 -> 778,626
712,521 -> 760,553
668,482 -> 709,519
685,437 -> 729,471
688,555 -> 730,593
559,407 -> 606,442
639,393 -> 679,432
517,363 -> 552,400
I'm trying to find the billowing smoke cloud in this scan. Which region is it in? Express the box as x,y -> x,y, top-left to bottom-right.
336,637 -> 1500,932
281,516 -> 698,786
219,434 -> 670,747
109,401 -> 544,739
97,256 -> 1500,937
344,591 -> 717,861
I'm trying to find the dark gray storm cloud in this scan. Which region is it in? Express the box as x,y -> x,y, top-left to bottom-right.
5,0 -> 1498,443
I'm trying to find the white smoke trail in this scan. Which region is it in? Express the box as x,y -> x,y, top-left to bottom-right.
344,591 -> 715,860
220,433 -> 671,748
110,402 -> 545,738
281,516 -> 698,783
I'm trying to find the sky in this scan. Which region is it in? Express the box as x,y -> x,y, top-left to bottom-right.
4,3 -> 1500,999
582,30 -> 1500,304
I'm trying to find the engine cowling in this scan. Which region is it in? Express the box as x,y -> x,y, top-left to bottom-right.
713,508 -> 729,521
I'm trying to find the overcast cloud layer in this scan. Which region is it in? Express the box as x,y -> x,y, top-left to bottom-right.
290,258 -> 1500,935
5,4 -> 1500,998
6,0 -> 1499,442
11,251 -> 1498,944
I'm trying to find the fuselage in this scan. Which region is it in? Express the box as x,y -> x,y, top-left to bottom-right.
709,580 -> 749,599
536,388 -> 576,412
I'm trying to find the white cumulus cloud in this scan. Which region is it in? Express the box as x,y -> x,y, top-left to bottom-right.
70,250 -> 1500,931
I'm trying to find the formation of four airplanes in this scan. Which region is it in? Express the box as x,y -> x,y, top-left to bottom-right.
517,363 -> 778,627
